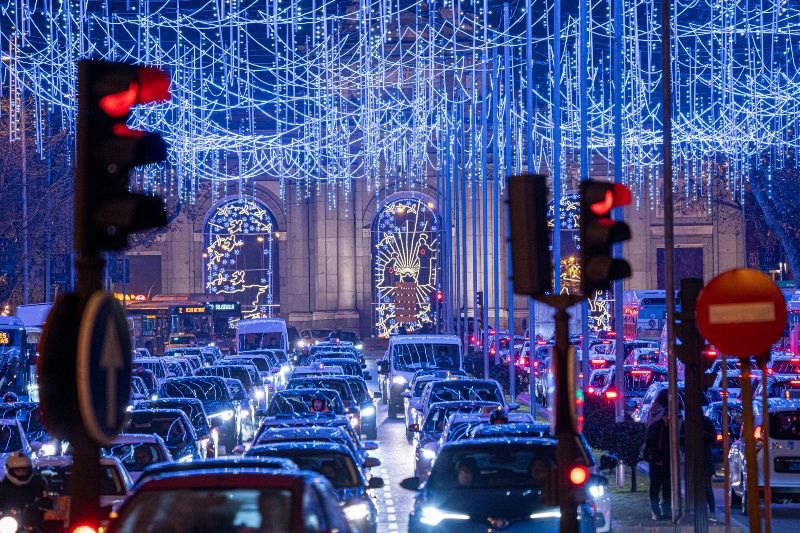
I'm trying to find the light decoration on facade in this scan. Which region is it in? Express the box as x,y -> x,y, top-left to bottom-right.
373,198 -> 439,338
588,292 -> 613,333
204,199 -> 275,318
2,0 -> 798,206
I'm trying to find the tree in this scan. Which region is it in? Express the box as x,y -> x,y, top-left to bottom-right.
750,163 -> 800,277
611,420 -> 647,492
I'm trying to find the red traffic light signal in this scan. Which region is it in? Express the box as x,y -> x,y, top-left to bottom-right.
75,60 -> 171,252
568,465 -> 590,486
579,180 -> 632,294
435,290 -> 444,302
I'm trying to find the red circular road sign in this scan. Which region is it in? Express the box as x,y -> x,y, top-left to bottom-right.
696,268 -> 786,357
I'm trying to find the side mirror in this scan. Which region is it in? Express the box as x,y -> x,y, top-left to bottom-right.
363,441 -> 379,451
231,444 -> 247,455
401,391 -> 412,398
399,476 -> 422,491
508,402 -> 520,412
408,423 -> 420,432
600,454 -> 619,472
372,391 -> 382,399
363,456 -> 381,468
367,476 -> 385,490
363,372 -> 373,381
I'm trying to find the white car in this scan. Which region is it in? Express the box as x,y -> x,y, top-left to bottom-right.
729,398 -> 800,514
34,455 -> 133,512
101,433 -> 173,483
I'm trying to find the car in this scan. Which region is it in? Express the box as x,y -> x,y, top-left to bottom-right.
401,438 -> 602,532
0,418 -> 42,464
158,376 -> 243,453
702,401 -> 744,477
133,456 -> 299,489
299,328 -> 334,348
196,363 -> 267,415
438,412 -> 536,446
311,357 -> 368,379
402,371 -> 465,442
198,346 -> 222,366
164,333 -> 197,350
588,365 -> 669,415
101,433 -> 173,482
417,379 -> 514,424
35,455 -> 132,512
712,369 -> 763,400
706,357 -> 758,375
328,330 -> 364,353
410,401 -> 502,480
768,356 -> 800,376
246,442 -> 383,533
632,382 -> 723,425
378,334 -> 463,418
729,399 -> 800,514
625,347 -> 662,366
755,375 -> 800,399
0,402 -> 62,456
223,377 -> 258,436
343,375 -> 380,439
132,357 -> 171,386
251,426 -> 378,469
226,354 -> 283,392
107,469 -> 354,532
131,367 -> 158,397
123,409 -> 203,462
162,357 -> 190,378
286,376 -> 361,431
134,397 -> 217,458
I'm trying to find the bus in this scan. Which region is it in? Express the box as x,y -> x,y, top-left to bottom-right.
125,294 -> 241,355
0,316 -> 35,400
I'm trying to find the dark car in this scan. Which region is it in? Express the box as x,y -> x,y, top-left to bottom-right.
344,375 -> 379,439
702,401 -> 744,476
252,425 -> 376,467
196,363 -> 267,415
265,388 -> 347,417
411,401 -> 502,479
756,375 -> 800,399
107,469 -> 353,533
312,358 -> 367,379
590,365 -> 669,415
122,409 -> 202,462
246,442 -> 383,533
402,438 -> 599,532
131,367 -> 158,397
158,376 -> 242,451
133,397 -> 216,458
0,402 -> 62,456
287,376 -> 360,431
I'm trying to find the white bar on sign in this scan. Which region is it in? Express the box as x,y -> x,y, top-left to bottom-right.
707,302 -> 775,325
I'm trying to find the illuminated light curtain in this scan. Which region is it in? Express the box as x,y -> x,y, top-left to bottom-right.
372,197 -> 439,338
204,198 -> 277,318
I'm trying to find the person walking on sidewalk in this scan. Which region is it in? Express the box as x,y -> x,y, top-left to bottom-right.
645,407 -> 672,520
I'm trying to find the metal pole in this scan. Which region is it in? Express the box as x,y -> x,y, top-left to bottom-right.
481,58 -> 490,379
579,0 -> 591,403
508,210 -> 515,400
739,364 -> 762,532
760,354 -> 772,532
21,83 -> 29,305
721,354 -> 731,532
552,0 -> 562,294
525,0 -> 537,415
461,101 -> 469,347
529,297 -> 537,418
661,0 -> 682,520
491,46 -> 500,365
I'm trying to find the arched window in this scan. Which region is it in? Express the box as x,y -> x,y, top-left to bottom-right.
372,196 -> 440,338
204,198 -> 278,318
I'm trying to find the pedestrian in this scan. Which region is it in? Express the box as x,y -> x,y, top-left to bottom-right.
645,406 -> 672,520
701,414 -> 718,521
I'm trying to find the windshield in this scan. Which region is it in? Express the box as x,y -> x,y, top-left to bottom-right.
331,331 -> 358,343
392,343 -> 460,372
346,380 -> 369,402
134,361 -> 165,379
428,382 -> 503,404
258,451 -> 359,489
318,360 -> 361,376
413,379 -> 437,396
196,367 -> 255,389
624,370 -> 666,392
266,391 -> 345,416
139,402 -> 207,434
427,445 -> 559,491
234,357 -> 271,374
770,411 -> 800,439
310,330 -> 332,337
239,332 -> 283,352
0,424 -> 22,452
104,443 -> 167,472
288,379 -> 353,401
38,464 -> 126,496
226,380 -> 248,401
423,404 -> 497,432
160,380 -> 229,402
110,489 -> 293,533
769,380 -> 800,399
771,361 -> 800,374
126,414 -> 189,445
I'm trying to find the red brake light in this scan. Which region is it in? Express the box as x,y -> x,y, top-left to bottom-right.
71,526 -> 99,533
604,389 -> 618,400
630,370 -> 651,376
754,426 -> 763,440
716,433 -> 723,441
587,386 -> 595,394
569,465 -> 590,486
791,358 -> 800,363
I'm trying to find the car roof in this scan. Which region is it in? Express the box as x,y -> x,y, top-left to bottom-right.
258,426 -> 345,438
34,455 -> 124,468
135,468 -> 321,491
108,433 -> 167,445
440,437 -> 558,451
389,334 -> 461,344
248,441 -> 352,455
129,408 -> 192,422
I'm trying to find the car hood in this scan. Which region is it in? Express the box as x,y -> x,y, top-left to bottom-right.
419,487 -> 544,520
202,400 -> 234,416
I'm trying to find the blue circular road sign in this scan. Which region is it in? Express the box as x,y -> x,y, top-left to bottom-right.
77,292 -> 132,445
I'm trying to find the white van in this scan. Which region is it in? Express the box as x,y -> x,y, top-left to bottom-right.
236,319 -> 289,353
377,334 -> 462,418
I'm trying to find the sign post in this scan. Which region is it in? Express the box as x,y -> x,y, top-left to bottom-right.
696,268 -> 787,533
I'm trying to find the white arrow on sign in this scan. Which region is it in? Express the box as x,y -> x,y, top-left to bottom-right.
100,315 -> 124,428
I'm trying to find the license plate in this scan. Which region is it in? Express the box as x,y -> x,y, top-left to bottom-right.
774,457 -> 800,473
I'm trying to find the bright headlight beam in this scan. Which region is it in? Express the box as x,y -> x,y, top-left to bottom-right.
419,506 -> 469,526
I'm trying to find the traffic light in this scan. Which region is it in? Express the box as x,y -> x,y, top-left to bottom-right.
579,180 -> 632,294
435,290 -> 444,303
476,291 -> 484,308
508,174 -> 552,296
75,60 -> 171,252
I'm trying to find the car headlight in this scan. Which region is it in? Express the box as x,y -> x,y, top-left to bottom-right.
530,510 -> 561,519
0,516 -> 19,533
589,484 -> 605,499
344,502 -> 371,522
151,394 -> 158,400
361,406 -> 375,417
255,389 -> 265,399
419,506 -> 469,526
421,448 -> 436,460
210,409 -> 234,421
297,340 -> 307,348
40,444 -> 57,456
392,376 -> 407,385
355,343 -> 364,350
241,409 -> 250,417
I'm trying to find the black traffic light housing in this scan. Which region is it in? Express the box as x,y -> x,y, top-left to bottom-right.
579,180 -> 632,294
75,60 -> 171,252
508,174 -> 552,296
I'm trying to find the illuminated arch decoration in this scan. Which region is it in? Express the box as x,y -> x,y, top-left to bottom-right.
372,197 -> 439,338
204,198 -> 277,318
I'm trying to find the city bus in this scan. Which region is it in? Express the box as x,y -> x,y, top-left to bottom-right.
125,294 -> 241,355
0,316 -> 35,400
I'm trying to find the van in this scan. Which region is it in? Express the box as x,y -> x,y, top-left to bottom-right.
377,334 -> 462,418
236,318 -> 289,353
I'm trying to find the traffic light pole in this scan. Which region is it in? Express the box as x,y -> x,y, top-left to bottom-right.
536,293 -> 583,533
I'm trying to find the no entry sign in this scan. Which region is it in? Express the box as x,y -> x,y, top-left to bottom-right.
696,268 -> 787,357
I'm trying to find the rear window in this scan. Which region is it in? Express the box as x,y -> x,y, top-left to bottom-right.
624,370 -> 666,391
770,411 -> 800,440
769,380 -> 800,399
429,382 -> 503,404
772,361 -> 800,374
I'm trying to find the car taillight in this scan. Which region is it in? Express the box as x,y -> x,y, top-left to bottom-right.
604,389 -> 618,400
754,426 -> 763,440
716,433 -> 723,441
587,386 -> 595,394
